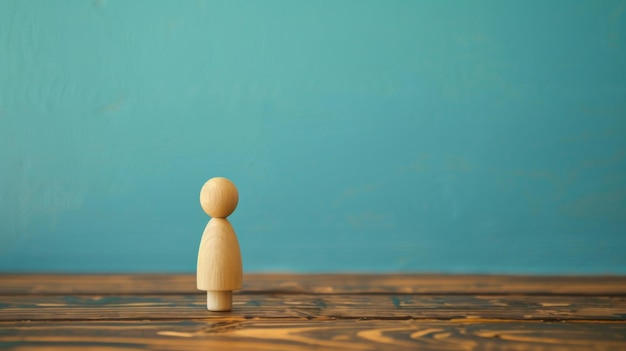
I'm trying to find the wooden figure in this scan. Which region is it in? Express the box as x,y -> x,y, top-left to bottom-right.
197,177 -> 242,311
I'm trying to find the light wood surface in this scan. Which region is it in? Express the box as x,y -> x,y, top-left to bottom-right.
199,177 -> 239,218
197,177 -> 243,311
0,273 -> 625,350
206,290 -> 232,312
196,218 -> 243,292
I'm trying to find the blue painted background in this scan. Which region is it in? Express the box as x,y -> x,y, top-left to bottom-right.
1,0 -> 625,273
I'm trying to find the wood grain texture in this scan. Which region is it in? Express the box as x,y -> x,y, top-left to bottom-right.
1,274 -> 625,350
2,274 -> 625,295
1,319 -> 625,351
197,219 -> 242,293
197,177 -> 242,311
1,294 -> 625,321
199,177 -> 238,218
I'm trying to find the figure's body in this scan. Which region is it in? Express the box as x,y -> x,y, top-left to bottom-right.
197,177 -> 242,311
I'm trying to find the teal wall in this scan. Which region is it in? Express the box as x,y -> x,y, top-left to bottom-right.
1,0 -> 625,273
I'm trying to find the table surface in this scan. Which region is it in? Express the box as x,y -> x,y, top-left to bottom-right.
1,274 -> 625,350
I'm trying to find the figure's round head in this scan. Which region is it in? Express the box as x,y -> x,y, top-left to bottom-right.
200,177 -> 239,218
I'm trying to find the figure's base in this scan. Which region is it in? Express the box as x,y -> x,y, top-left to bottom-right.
206,290 -> 232,311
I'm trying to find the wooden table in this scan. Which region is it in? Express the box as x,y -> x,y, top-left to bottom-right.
1,274 -> 625,350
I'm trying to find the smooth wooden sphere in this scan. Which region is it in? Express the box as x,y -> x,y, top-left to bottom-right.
200,177 -> 239,218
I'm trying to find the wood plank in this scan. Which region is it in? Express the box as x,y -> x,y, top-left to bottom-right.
1,319 -> 625,351
1,294 -> 625,321
1,274 -> 624,350
1,274 -> 626,295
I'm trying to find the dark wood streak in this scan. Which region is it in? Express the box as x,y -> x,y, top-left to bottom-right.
0,274 -> 625,350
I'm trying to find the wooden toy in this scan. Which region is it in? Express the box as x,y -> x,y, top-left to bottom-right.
197,177 -> 242,311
